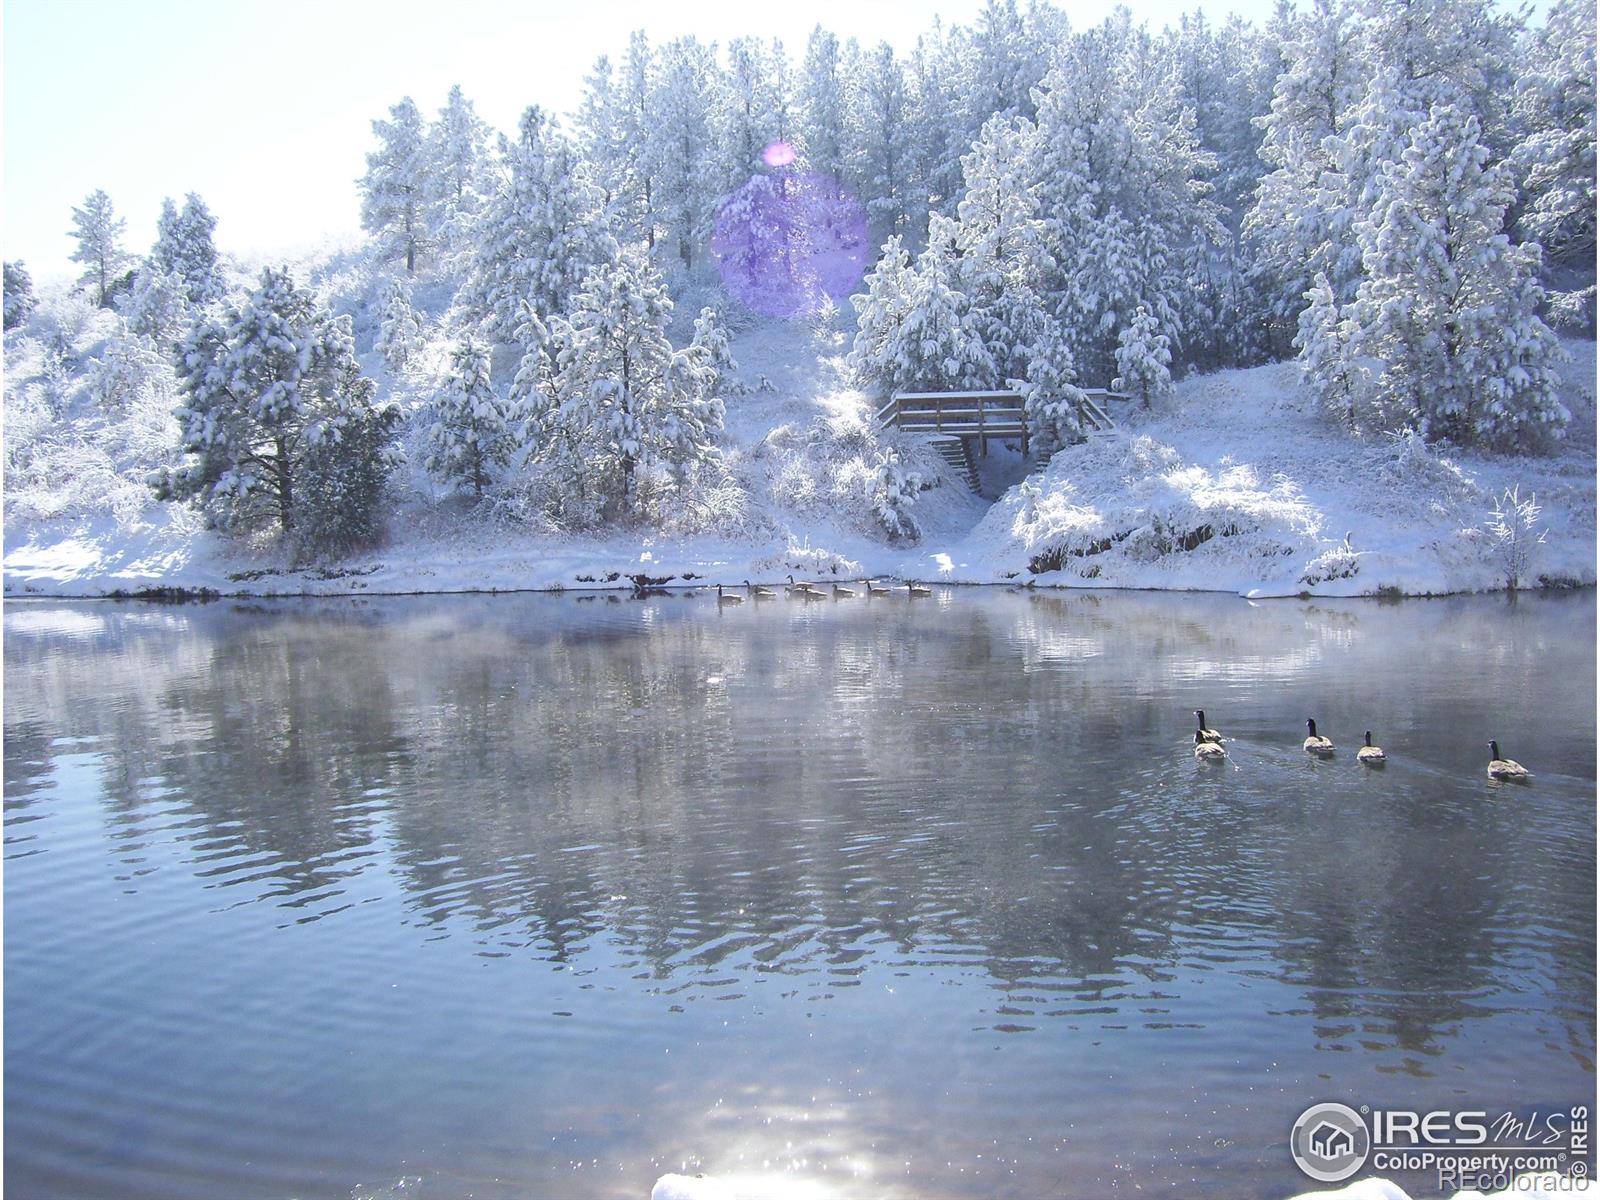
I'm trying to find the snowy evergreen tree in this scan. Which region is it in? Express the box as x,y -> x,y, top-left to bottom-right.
151,193 -> 224,306
651,37 -> 724,270
464,107 -> 616,351
1112,306 -> 1174,408
541,250 -> 723,519
155,267 -> 395,552
850,42 -> 913,243
377,279 -> 424,372
1347,104 -> 1567,448
579,33 -> 661,250
71,189 -> 132,307
1295,272 -> 1366,429
359,97 -> 434,274
848,236 -> 917,394
722,37 -> 789,179
426,85 -> 495,266
1018,319 -> 1088,456
894,217 -> 995,391
1508,0 -> 1596,273
425,337 -> 515,499
118,264 -> 190,345
686,306 -> 740,397
798,26 -> 849,183
4,261 -> 36,330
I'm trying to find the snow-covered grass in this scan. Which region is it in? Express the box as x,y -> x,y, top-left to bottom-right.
3,282 -> 1593,600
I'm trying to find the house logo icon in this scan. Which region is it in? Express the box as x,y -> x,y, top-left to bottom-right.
1291,1102 -> 1370,1182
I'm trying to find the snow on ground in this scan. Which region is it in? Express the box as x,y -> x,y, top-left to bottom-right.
3,298 -> 1594,600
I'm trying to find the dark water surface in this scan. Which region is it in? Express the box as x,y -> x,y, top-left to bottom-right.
4,588 -> 1594,1200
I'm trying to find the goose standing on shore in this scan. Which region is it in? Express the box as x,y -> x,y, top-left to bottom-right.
1357,731 -> 1386,766
1486,741 -> 1533,782
1194,731 -> 1226,762
1193,710 -> 1223,744
1303,719 -> 1335,757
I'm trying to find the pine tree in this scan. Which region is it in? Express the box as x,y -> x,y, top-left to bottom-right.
798,26 -> 849,182
360,97 -> 433,274
426,85 -> 494,263
1112,306 -> 1174,408
848,236 -> 917,394
1295,272 -> 1365,429
542,250 -> 723,518
4,261 -> 36,330
71,189 -> 132,307
118,264 -> 190,345
425,337 -> 514,499
651,37 -> 723,270
894,217 -> 995,391
851,42 -> 913,243
1019,318 -> 1088,456
155,267 -> 395,552
377,279 -> 424,372
687,306 -> 740,397
464,107 -> 616,350
867,447 -> 922,541
1348,104 -> 1567,448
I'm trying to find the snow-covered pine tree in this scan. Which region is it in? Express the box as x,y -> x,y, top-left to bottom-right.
1112,306 -> 1174,408
426,85 -> 494,266
578,33 -> 661,250
848,235 -> 917,394
118,264 -> 190,345
953,114 -> 1050,383
1508,0 -> 1596,277
543,250 -> 723,519
167,194 -> 225,306
377,279 -> 424,372
722,37 -> 789,179
798,26 -> 849,183
1295,272 -> 1366,429
464,107 -> 617,351
1017,317 -> 1088,457
425,337 -> 515,499
893,216 -> 995,391
359,97 -> 434,274
687,306 -> 740,397
850,42 -> 913,244
1348,104 -> 1567,448
155,267 -> 395,553
651,37 -> 724,271
5,261 -> 37,330
71,189 -> 132,307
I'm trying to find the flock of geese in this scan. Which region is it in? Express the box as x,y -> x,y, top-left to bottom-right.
1191,709 -> 1534,781
715,575 -> 932,603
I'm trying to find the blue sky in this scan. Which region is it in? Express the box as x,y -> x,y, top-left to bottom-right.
5,0 -> 1284,283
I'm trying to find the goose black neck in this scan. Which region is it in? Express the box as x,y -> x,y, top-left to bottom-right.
1307,719 -> 1318,736
1195,710 -> 1207,727
1489,740 -> 1501,759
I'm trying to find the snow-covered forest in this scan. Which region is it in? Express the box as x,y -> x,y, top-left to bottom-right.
4,0 -> 1596,597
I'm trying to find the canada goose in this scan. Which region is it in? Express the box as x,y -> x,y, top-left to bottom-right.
1486,740 -> 1532,782
1194,731 -> 1226,762
786,573 -> 825,598
716,584 -> 742,606
832,582 -> 857,599
865,580 -> 891,597
907,582 -> 933,597
745,579 -> 777,599
1303,718 -> 1335,757
1357,730 -> 1386,766
1193,710 -> 1223,743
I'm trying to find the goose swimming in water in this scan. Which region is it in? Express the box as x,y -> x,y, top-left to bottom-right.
745,579 -> 776,599
1486,740 -> 1532,782
1303,718 -> 1335,757
1193,710 -> 1222,744
907,582 -> 932,597
1356,731 -> 1386,766
716,584 -> 742,606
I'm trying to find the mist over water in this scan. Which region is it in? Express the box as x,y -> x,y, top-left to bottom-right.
4,589 -> 1594,1199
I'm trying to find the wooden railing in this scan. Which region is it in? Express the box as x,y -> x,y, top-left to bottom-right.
877,389 -> 1127,456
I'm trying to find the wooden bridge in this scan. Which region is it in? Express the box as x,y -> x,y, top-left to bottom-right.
875,388 -> 1125,492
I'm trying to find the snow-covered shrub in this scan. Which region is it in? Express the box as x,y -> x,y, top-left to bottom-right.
1299,539 -> 1360,587
1482,485 -> 1547,590
87,329 -> 169,411
749,542 -> 863,580
864,448 -> 922,542
1112,306 -> 1173,408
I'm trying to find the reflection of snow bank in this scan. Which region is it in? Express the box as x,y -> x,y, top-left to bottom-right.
1285,1173 -> 1589,1200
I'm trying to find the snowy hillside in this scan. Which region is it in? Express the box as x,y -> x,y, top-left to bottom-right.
4,284 -> 1592,600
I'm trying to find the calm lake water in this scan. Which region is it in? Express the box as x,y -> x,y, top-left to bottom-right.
4,588 -> 1594,1200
